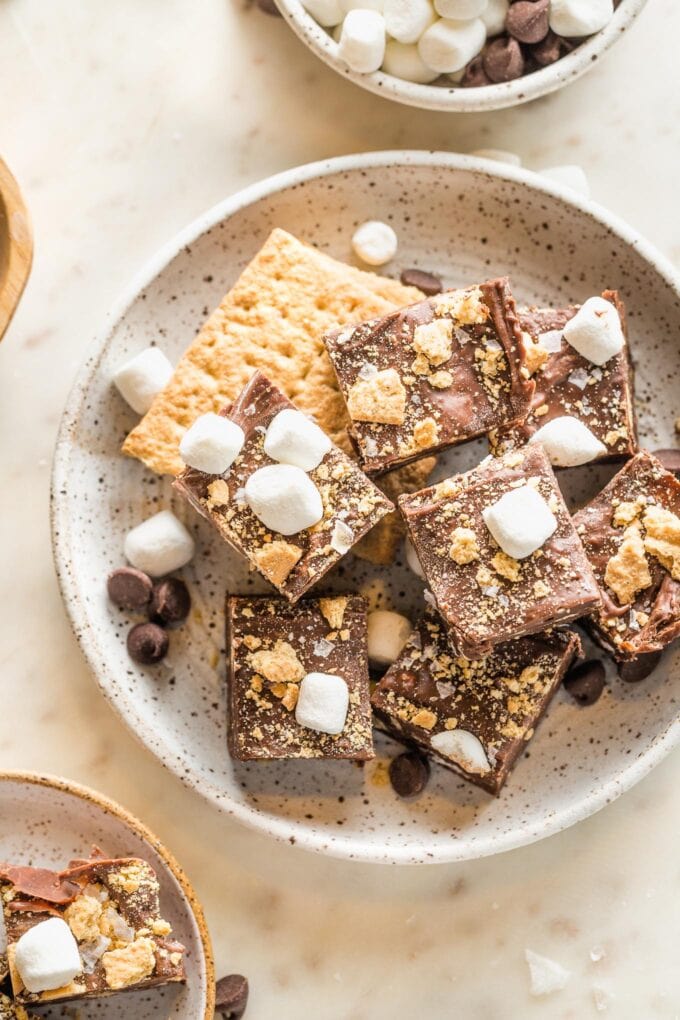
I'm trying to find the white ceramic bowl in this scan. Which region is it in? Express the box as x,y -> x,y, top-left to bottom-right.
52,151 -> 680,864
275,0 -> 648,111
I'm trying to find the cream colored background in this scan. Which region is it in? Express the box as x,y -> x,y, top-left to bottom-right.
1,1 -> 678,1016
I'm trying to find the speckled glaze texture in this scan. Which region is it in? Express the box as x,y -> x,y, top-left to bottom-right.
0,773 -> 214,1018
52,153 -> 680,864
276,0 -> 648,112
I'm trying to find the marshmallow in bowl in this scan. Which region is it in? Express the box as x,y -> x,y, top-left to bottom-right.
301,0 -> 344,26
482,485 -> 557,559
295,671 -> 350,734
384,0 -> 435,44
245,464 -> 323,535
124,509 -> 195,577
530,415 -> 607,467
351,220 -> 398,266
113,347 -> 173,415
383,40 -> 439,82
418,18 -> 486,74
367,609 -> 412,667
179,412 -> 245,474
14,917 -> 82,993
549,0 -> 613,38
263,408 -> 331,471
430,728 -> 491,774
404,537 -> 425,579
338,9 -> 386,73
480,0 -> 509,35
539,164 -> 590,198
563,296 -> 624,366
434,0 -> 488,18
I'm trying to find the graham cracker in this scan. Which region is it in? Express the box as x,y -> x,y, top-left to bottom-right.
353,456 -> 437,566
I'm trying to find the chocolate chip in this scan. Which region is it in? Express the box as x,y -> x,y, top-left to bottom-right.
563,659 -> 605,706
107,567 -> 153,611
215,974 -> 249,1019
618,651 -> 663,683
462,54 -> 492,87
400,268 -> 443,296
506,0 -> 549,44
149,577 -> 191,625
652,449 -> 680,475
531,30 -> 571,67
127,622 -> 169,665
483,36 -> 525,83
389,751 -> 430,798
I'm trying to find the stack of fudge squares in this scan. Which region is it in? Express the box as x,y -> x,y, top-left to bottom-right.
120,229 -> 680,796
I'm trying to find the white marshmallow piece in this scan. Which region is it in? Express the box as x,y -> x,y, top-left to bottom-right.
113,347 -> 173,416
245,464 -> 323,536
295,672 -> 349,734
482,485 -> 557,560
384,0 -> 435,43
301,0 -> 344,26
124,509 -> 195,577
384,40 -> 439,82
418,17 -> 486,73
562,296 -> 624,366
470,148 -> 522,166
338,9 -> 386,73
179,413 -> 244,474
434,0 -> 488,19
351,220 -> 398,266
404,537 -> 425,579
14,918 -> 82,994
480,0 -> 509,35
549,0 -> 613,38
539,164 -> 590,198
367,610 -> 412,667
525,949 -> 572,996
530,415 -> 607,468
430,729 -> 491,774
263,408 -> 331,472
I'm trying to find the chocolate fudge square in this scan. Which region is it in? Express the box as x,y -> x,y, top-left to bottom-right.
1,852 -> 185,1007
175,372 -> 393,602
324,279 -> 534,474
573,450 -> 680,661
400,444 -> 601,659
372,611 -> 581,795
227,595 -> 374,761
490,290 -> 637,464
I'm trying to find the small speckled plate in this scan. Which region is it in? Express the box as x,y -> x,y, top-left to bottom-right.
52,152 -> 680,865
0,772 -> 214,1017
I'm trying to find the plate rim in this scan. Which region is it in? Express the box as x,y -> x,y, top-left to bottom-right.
51,150 -> 680,865
0,770 -> 215,1017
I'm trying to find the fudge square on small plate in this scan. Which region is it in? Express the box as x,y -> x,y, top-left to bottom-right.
175,372 -> 393,602
372,611 -> 581,795
489,290 -> 638,466
227,595 -> 374,761
0,851 -> 185,1008
400,444 -> 601,659
573,450 -> 680,661
323,279 -> 534,475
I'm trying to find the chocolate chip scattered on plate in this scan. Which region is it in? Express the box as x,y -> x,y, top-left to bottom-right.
563,659 -> 605,706
389,751 -> 430,798
215,974 -> 249,1019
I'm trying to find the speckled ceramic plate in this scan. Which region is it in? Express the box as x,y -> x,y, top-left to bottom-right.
0,772 -> 214,1017
52,152 -> 680,864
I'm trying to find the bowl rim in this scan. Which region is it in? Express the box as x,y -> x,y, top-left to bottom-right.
51,149 -> 680,865
274,0 -> 648,112
0,769 -> 215,1017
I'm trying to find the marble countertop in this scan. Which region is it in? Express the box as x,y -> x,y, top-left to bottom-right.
1,1 -> 678,1016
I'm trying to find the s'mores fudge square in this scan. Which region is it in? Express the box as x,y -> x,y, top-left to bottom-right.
174,372 -> 393,602
227,595 -> 374,761
324,279 -> 534,475
400,444 -> 601,659
490,290 -> 638,466
573,451 -> 680,661
372,611 -> 581,795
0,852 -> 185,1007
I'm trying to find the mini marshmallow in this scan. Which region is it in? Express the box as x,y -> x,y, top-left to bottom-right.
263,408 -> 331,472
549,0 -> 613,38
245,464 -> 323,536
295,671 -> 349,734
124,509 -> 195,577
301,0 -> 344,26
383,40 -> 439,82
367,609 -> 412,667
430,728 -> 491,774
113,347 -> 173,416
539,164 -> 590,198
525,949 -> 572,996
418,17 -> 486,73
480,0 -> 509,35
562,296 -> 624,366
14,917 -> 82,994
530,415 -> 607,467
351,220 -> 398,266
482,485 -> 557,560
434,0 -> 488,18
470,148 -> 521,166
404,538 -> 425,579
384,0 -> 436,44
179,412 -> 245,474
338,9 -> 386,73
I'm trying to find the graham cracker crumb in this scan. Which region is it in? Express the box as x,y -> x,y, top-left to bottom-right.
348,368 -> 406,425
434,287 -> 488,325
252,540 -> 302,587
605,525 -> 653,605
533,580 -> 550,598
319,596 -> 348,630
412,417 -> 439,450
429,369 -> 454,389
102,937 -> 156,991
412,319 -> 453,365
642,504 -> 680,579
491,551 -> 520,582
412,709 -> 437,730
206,479 -> 231,508
249,640 -> 304,684
64,895 -> 102,942
521,332 -> 549,375
612,499 -> 645,528
449,527 -> 480,565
